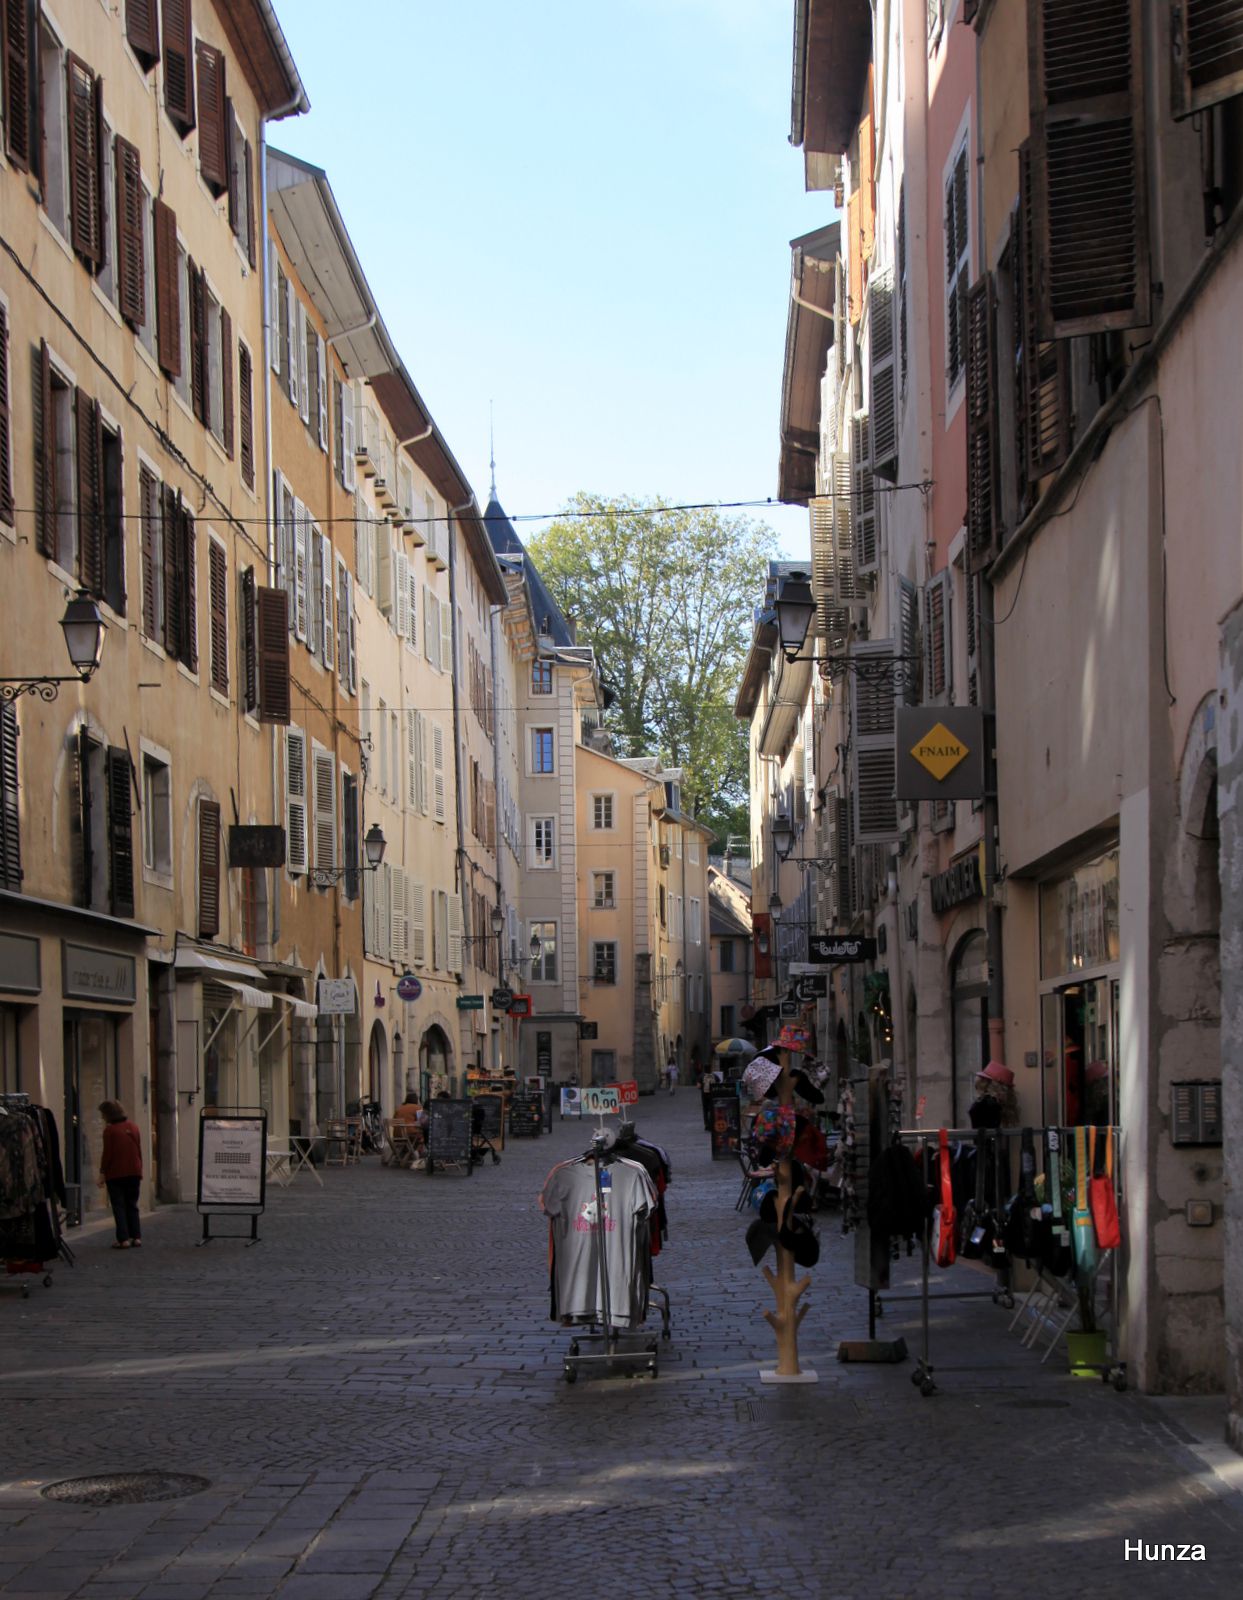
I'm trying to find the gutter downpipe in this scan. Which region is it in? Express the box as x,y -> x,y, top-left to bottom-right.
448,496 -> 473,1076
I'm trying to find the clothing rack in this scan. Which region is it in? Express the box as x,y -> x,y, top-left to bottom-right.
0,1096 -> 73,1297
562,1131 -> 661,1384
877,1125 -> 1124,1398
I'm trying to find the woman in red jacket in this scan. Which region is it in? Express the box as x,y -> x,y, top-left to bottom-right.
98,1100 -> 143,1249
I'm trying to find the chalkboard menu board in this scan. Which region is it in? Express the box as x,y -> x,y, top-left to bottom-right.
509,1093 -> 543,1138
427,1098 -> 474,1174
709,1089 -> 741,1160
473,1093 -> 503,1140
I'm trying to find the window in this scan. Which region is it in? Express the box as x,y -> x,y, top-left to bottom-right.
208,538 -> 228,694
719,938 -> 735,974
162,0 -> 195,137
659,884 -> 666,927
141,751 -> 171,878
97,120 -> 118,305
592,942 -> 617,985
139,466 -> 165,645
593,871 -> 615,909
720,1005 -> 736,1038
690,897 -> 702,944
174,243 -> 191,407
285,728 -> 307,875
37,18 -> 69,238
945,133 -> 970,392
137,186 -> 157,357
198,797 -> 220,938
522,815 -> 552,871
227,105 -> 255,267
238,342 -> 255,489
195,39 -> 226,194
530,921 -> 557,984
312,745 -> 336,877
532,727 -> 555,774
532,658 -> 553,694
334,379 -> 356,492
591,793 -> 614,830
1,705 -> 21,891
34,349 -> 76,572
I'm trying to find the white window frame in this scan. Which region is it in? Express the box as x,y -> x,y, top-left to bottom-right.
531,726 -> 555,776
590,792 -> 616,831
593,871 -> 615,909
530,920 -> 558,984
139,739 -> 173,887
592,941 -> 618,985
530,816 -> 556,869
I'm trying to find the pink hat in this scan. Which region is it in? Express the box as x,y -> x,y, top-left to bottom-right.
1086,1060 -> 1109,1084
978,1061 -> 1015,1088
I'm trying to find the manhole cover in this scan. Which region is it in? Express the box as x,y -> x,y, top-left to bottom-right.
998,1398 -> 1072,1411
42,1472 -> 211,1506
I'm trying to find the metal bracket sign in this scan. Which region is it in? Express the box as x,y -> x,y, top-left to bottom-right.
317,977 -> 357,1015
456,994 -> 485,1011
579,1085 -> 620,1116
895,706 -> 986,801
396,972 -> 422,1002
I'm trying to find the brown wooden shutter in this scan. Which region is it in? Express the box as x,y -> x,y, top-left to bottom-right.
2,0 -> 32,170
244,137 -> 256,267
140,467 -> 158,638
162,0 -> 195,135
106,747 -> 134,918
965,275 -> 998,572
0,704 -> 20,891
35,341 -> 57,558
195,40 -> 227,194
1016,143 -> 1071,486
208,539 -> 228,693
180,499 -> 197,671
189,262 -> 208,425
75,389 -> 105,597
847,188 -> 863,325
256,586 -> 291,724
238,342 -> 254,488
161,483 -> 179,655
126,0 -> 160,70
154,197 -> 181,376
0,304 -> 12,526
198,798 -> 220,938
66,54 -> 103,269
74,726 -> 94,908
1029,0 -> 1149,336
114,136 -> 145,328
220,306 -> 234,457
1173,1 -> 1243,117
241,566 -> 258,713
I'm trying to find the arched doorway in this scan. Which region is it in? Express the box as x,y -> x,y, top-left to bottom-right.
420,1024 -> 453,1099
951,930 -> 990,1126
368,1021 -> 387,1108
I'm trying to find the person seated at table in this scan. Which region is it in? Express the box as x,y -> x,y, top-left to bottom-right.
392,1094 -> 426,1160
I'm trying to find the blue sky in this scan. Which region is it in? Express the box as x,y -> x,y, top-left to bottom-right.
272,0 -> 828,558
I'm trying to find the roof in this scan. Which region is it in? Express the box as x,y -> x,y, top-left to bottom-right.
267,150 -> 507,606
790,0 -> 873,164
778,224 -> 839,506
218,0 -> 308,120
483,496 -> 576,646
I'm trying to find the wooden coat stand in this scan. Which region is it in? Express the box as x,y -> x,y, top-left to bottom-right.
759,1058 -> 817,1384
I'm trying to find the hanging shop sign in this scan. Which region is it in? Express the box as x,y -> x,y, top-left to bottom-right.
0,932 -> 41,994
895,707 -> 986,801
794,974 -> 829,1002
507,994 -> 533,1017
579,1020 -> 599,1040
491,985 -> 515,1010
396,972 -> 423,1002
456,994 -> 485,1011
536,1031 -> 552,1073
579,1085 -> 621,1116
779,997 -> 801,1018
62,943 -> 136,1004
930,850 -> 984,915
227,825 -> 286,868
807,934 -> 877,965
317,976 -> 357,1015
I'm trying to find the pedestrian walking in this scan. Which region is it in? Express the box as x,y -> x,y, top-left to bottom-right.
666,1056 -> 679,1095
97,1100 -> 142,1250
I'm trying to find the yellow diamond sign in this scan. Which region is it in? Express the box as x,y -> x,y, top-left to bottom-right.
911,722 -> 969,783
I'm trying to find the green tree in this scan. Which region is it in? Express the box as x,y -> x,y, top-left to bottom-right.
527,494 -> 778,819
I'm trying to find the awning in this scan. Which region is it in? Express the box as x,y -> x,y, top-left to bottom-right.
274,992 -> 318,1022
220,981 -> 273,1011
175,948 -> 268,983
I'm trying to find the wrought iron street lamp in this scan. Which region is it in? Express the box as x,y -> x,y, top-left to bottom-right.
771,812 -> 795,861
310,824 -> 386,887
774,570 -> 816,662
770,568 -> 919,691
1,590 -> 106,702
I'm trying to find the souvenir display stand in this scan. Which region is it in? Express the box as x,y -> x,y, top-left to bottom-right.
0,1093 -> 73,1294
759,1054 -> 817,1385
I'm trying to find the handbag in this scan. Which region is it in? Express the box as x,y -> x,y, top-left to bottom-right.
932,1128 -> 957,1268
1038,1126 -> 1073,1279
959,1132 -> 986,1258
1089,1125 -> 1122,1249
1071,1124 -> 1098,1275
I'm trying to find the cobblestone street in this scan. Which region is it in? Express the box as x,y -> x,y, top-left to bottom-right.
3,1094 -> 1242,1599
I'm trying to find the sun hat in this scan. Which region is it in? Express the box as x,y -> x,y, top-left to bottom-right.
978,1060 -> 1015,1088
742,1055 -> 782,1101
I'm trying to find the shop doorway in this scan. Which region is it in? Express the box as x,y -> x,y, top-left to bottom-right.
951,931 -> 990,1126
420,1024 -> 452,1099
1041,977 -> 1120,1127
590,1050 -> 616,1086
368,1020 -> 388,1105
62,1011 -> 120,1225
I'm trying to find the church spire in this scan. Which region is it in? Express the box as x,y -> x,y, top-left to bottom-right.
489,400 -> 497,503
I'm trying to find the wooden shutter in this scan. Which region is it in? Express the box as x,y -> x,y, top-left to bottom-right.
897,574 -> 920,707
965,274 -> 999,571
166,492 -> 196,670
1173,1 -> 1243,116
3,0 -> 32,169
220,306 -> 233,457
114,136 -> 145,328
1016,145 -> 1071,486
285,728 -> 307,874
75,389 -> 105,597
390,866 -> 407,964
162,0 -> 195,135
923,571 -> 952,701
127,1 -> 160,70
851,412 -> 877,576
140,467 -> 159,638
320,537 -> 334,672
847,188 -> 863,324
342,774 -> 359,900
106,747 -> 134,918
256,586 -> 290,724
0,705 -> 20,891
312,747 -> 336,873
447,893 -> 463,974
1029,0 -> 1149,336
208,539 -> 227,693
198,798 -> 220,937
244,136 -> 256,268
440,599 -> 452,676
189,262 -> 208,425
73,727 -> 94,907
195,41 -> 227,193
409,879 -> 426,965
154,198 -> 181,376
868,266 -> 897,480
241,566 -> 257,714
66,54 -> 103,269
34,341 -> 56,558
161,483 -> 179,655
0,304 -> 10,525
850,641 -> 898,845
182,498 -> 198,670
433,721 -> 446,821
237,342 -> 253,487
